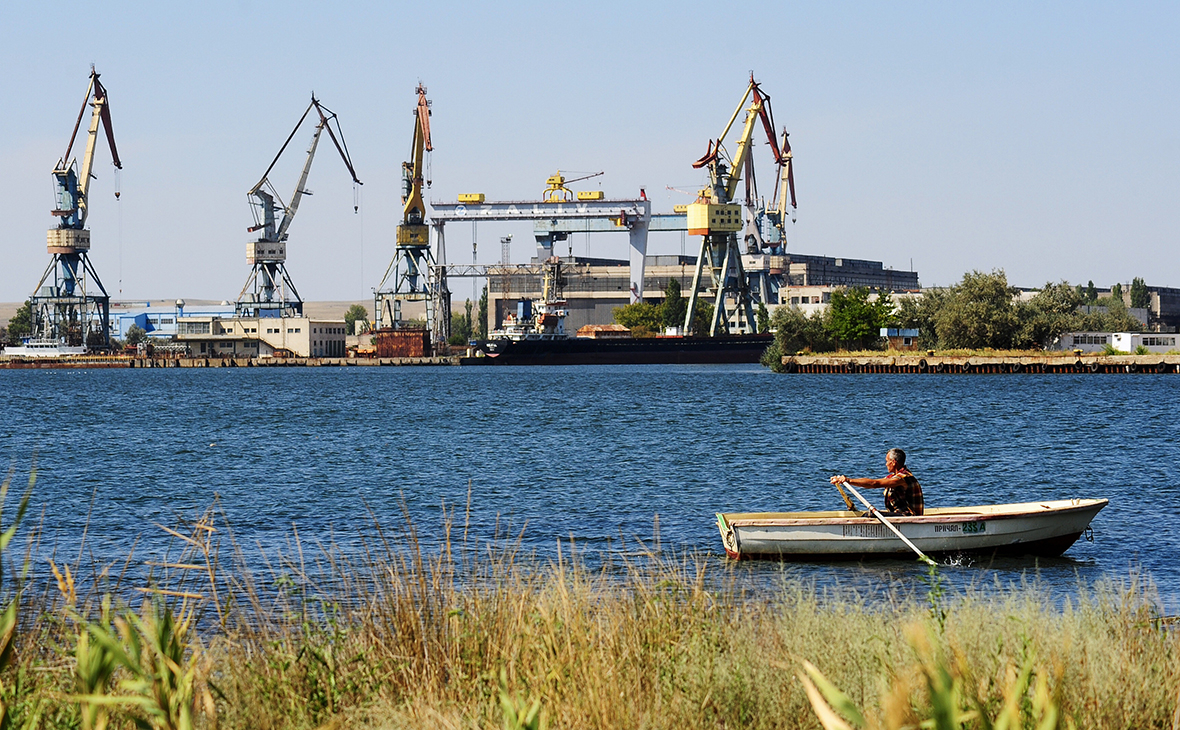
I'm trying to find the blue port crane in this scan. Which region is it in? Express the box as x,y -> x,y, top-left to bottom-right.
29,66 -> 122,350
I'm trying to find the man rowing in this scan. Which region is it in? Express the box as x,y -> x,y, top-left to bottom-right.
830,448 -> 925,516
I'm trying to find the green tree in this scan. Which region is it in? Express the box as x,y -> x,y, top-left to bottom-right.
661,279 -> 686,331
7,300 -> 32,343
1130,277 -> 1150,309
892,290 -> 945,349
344,304 -> 369,335
691,301 -> 715,336
827,286 -> 893,350
756,301 -> 770,334
613,301 -> 662,335
934,270 -> 1021,349
1016,281 -> 1082,348
1110,282 -> 1123,303
763,305 -> 833,370
1085,280 -> 1098,304
449,300 -> 474,345
126,323 -> 147,346
1079,295 -> 1143,333
477,286 -> 489,339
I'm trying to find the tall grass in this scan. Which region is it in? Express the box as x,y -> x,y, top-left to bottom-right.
2,484 -> 1178,729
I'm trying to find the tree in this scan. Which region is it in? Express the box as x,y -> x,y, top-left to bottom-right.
827,287 -> 893,350
756,302 -> 770,334
477,286 -> 489,339
449,300 -> 474,345
613,302 -> 662,335
892,290 -> 945,350
7,300 -> 32,343
1130,277 -> 1150,309
765,305 -> 832,362
1110,282 -> 1123,303
126,323 -> 147,346
1016,281 -> 1082,349
344,304 -> 369,335
1085,280 -> 1098,304
934,270 -> 1021,349
661,279 -> 687,331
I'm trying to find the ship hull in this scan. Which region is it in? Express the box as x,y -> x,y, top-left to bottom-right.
474,334 -> 773,365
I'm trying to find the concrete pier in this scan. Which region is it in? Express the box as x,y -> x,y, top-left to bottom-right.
779,354 -> 1180,374
0,355 -> 463,369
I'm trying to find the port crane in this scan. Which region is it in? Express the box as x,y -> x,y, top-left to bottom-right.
684,74 -> 796,335
542,170 -> 604,202
374,84 -> 449,341
237,95 -> 361,318
29,66 -> 122,349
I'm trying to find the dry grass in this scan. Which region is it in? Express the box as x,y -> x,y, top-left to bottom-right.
4,497 -> 1180,729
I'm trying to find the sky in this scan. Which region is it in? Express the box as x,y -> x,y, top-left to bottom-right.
1,1 -> 1177,303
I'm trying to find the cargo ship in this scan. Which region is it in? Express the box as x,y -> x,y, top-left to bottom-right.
473,297 -> 772,366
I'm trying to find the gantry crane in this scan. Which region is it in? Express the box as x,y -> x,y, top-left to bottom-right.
374,84 -> 448,342
237,95 -> 361,318
684,74 -> 796,335
29,66 -> 122,350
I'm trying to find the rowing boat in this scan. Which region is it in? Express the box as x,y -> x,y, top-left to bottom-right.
716,499 -> 1107,560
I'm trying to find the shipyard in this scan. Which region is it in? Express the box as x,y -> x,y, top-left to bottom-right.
2,4 -> 1180,729
3,70 -> 1178,369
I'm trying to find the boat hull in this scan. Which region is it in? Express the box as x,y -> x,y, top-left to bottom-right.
716,499 -> 1107,560
476,333 -> 773,365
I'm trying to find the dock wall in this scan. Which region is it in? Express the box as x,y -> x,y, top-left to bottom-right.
0,356 -> 462,369
779,354 -> 1180,374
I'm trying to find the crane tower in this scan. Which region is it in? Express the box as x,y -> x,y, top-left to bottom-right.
237,95 -> 361,318
374,84 -> 449,343
684,74 -> 796,336
29,67 -> 122,350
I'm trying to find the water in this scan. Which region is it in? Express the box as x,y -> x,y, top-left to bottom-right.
1,366 -> 1177,607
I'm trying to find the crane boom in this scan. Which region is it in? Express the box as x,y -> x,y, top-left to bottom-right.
52,66 -> 121,231
397,83 -> 432,246
248,95 -> 361,242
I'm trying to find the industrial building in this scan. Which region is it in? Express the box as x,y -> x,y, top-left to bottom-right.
175,316 -> 346,358
485,253 -> 919,334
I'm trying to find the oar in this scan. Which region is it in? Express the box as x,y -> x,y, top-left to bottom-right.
839,481 -> 937,567
833,480 -> 856,511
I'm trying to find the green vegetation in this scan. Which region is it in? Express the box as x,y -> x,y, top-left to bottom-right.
343,304 -> 369,335
767,271 -> 1149,369
1,469 -> 1176,729
6,301 -> 32,344
477,285 -> 489,340
126,323 -> 147,346
449,299 -> 475,345
828,287 -> 893,350
613,279 -> 707,336
1131,276 -> 1150,309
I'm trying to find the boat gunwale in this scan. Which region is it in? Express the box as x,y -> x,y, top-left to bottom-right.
720,498 -> 1108,528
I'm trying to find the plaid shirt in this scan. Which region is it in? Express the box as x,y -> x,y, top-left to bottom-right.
884,466 -> 924,516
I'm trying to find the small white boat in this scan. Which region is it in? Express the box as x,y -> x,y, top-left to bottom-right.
1,338 -> 87,358
716,499 -> 1108,560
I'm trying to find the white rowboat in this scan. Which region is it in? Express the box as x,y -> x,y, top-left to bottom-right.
716,499 -> 1107,560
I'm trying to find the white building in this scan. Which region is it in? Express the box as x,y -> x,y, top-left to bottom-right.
176,316 -> 346,357
1112,332 -> 1178,354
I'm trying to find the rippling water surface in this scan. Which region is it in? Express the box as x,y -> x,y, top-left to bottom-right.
1,366 -> 1177,606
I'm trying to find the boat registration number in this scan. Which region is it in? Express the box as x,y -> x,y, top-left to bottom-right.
962,521 -> 986,534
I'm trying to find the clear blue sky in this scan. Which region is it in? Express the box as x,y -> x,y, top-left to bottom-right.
1,1 -> 1177,303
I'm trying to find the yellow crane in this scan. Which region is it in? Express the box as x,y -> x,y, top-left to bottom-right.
684,74 -> 795,335
397,83 -> 433,247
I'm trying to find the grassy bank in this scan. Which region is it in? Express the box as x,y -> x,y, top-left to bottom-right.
3,487 -> 1178,728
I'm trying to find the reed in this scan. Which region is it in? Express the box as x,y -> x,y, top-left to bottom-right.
1,485 -> 1177,729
